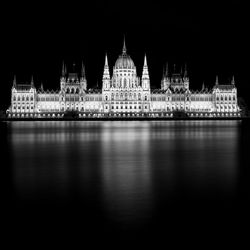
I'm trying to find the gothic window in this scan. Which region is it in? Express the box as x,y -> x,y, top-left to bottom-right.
22,96 -> 25,101
145,96 -> 147,101
233,95 -> 236,101
111,93 -> 114,100
13,96 -> 16,101
66,88 -> 70,93
116,93 -> 119,100
18,96 -> 20,101
71,88 -> 74,94
138,93 -> 141,100
76,88 -> 79,94
31,97 -> 33,101
225,96 -> 227,101
26,96 -> 29,101
134,93 -> 136,99
221,96 -> 223,101
105,96 -> 108,101
125,92 -> 128,100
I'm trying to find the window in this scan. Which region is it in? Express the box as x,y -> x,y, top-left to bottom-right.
105,96 -> 108,101
145,96 -> 147,101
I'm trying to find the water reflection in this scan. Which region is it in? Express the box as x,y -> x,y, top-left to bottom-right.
8,120 -> 240,225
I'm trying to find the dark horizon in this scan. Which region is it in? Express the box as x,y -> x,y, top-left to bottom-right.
2,0 -> 249,109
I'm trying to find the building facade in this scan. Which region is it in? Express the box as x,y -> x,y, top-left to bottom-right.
7,41 -> 240,118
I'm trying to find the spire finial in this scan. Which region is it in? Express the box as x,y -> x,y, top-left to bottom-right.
81,62 -> 85,78
215,75 -> 219,85
122,36 -> 127,54
13,75 -> 16,87
231,75 -> 235,85
202,82 -> 205,91
105,53 -> 108,66
41,82 -> 44,91
144,54 -> 147,67
184,63 -> 188,77
31,75 -> 34,87
165,62 -> 169,77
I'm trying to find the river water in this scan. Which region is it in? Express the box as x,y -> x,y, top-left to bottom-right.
1,120 -> 249,245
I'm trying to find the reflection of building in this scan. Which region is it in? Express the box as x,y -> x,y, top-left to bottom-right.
7,40 -> 240,118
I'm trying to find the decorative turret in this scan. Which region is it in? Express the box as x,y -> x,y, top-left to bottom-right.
62,61 -> 67,77
80,61 -> 87,91
142,54 -> 150,90
161,63 -> 170,90
31,75 -> 34,88
231,75 -> 235,85
102,53 -> 110,90
13,75 -> 16,88
202,82 -> 205,91
183,63 -> 188,80
215,75 -> 219,86
40,82 -> 44,91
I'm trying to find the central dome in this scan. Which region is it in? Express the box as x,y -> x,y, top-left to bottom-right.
114,40 -> 135,69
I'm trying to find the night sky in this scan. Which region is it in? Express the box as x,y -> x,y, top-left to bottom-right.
2,0 -> 249,109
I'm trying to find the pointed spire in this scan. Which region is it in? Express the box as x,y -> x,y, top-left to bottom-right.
122,36 -> 127,54
31,75 -> 34,87
215,75 -> 219,85
231,75 -> 235,85
62,61 -> 66,76
81,62 -> 86,78
105,53 -> 109,66
165,62 -> 169,77
144,54 -> 147,67
162,66 -> 165,79
202,82 -> 205,91
184,63 -> 188,77
103,53 -> 110,79
41,82 -> 44,91
13,75 -> 16,87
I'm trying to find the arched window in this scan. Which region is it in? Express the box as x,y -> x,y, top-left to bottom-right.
26,96 -> 29,101
13,96 -> 16,101
134,93 -> 136,99
116,93 -> 119,100
71,88 -> 74,94
229,96 -> 231,101
225,96 -> 227,101
22,96 -> 25,101
18,96 -> 20,101
31,96 -> 33,101
221,96 -> 223,101
145,95 -> 147,101
124,78 -> 127,88
105,96 -> 108,101
66,88 -> 70,93
111,93 -> 114,100
138,93 -> 141,100
76,88 -> 79,94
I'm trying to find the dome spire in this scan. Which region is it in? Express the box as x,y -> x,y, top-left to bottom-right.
122,36 -> 127,54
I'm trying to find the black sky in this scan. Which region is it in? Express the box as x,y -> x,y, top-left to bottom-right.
1,0 -> 249,108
